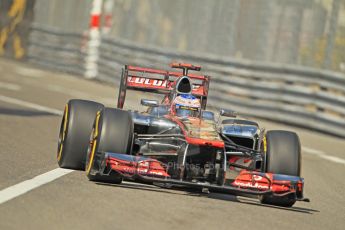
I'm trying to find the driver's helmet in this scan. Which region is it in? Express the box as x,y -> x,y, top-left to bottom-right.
173,94 -> 201,117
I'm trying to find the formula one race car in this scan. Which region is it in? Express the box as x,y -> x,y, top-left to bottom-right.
57,63 -> 309,207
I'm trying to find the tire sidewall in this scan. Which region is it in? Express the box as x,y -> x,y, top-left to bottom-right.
260,130 -> 301,207
57,100 -> 104,169
86,108 -> 133,183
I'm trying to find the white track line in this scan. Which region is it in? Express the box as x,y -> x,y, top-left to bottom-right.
46,84 -> 114,105
0,168 -> 74,204
0,82 -> 21,91
0,94 -> 344,205
47,85 -> 91,99
303,147 -> 345,165
0,95 -> 73,204
0,95 -> 63,115
15,67 -> 44,78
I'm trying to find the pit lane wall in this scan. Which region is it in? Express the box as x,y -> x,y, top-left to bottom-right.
27,25 -> 345,138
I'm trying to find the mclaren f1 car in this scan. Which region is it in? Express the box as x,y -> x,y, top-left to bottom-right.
57,63 -> 309,207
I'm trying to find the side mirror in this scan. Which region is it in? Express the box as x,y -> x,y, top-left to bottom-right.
219,109 -> 237,117
141,99 -> 159,107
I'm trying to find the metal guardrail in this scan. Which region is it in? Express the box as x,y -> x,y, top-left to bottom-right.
28,26 -> 85,76
27,25 -> 345,137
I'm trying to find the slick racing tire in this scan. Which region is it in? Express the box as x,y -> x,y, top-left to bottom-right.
85,108 -> 133,183
260,130 -> 301,207
57,99 -> 104,170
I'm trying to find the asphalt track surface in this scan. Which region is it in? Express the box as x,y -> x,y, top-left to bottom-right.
0,59 -> 344,230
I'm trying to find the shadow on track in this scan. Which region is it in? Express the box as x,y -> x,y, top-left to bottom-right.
206,193 -> 319,214
0,107 -> 58,117
95,181 -> 319,215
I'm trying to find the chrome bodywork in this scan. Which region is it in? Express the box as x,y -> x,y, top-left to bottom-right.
131,110 -> 263,150
220,121 -> 261,150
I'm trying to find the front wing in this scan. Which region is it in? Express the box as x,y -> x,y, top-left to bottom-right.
96,152 -> 309,202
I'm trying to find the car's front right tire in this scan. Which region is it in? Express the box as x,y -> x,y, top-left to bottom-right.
85,107 -> 133,183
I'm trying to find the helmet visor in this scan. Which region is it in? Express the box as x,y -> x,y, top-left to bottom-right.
175,105 -> 199,117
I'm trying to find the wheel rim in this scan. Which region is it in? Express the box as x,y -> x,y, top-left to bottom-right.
57,104 -> 68,162
85,128 -> 95,174
85,111 -> 101,174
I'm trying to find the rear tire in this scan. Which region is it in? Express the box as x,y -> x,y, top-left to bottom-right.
57,100 -> 104,170
260,130 -> 301,207
85,108 -> 133,183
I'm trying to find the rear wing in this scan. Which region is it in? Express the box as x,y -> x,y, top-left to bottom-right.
117,65 -> 210,109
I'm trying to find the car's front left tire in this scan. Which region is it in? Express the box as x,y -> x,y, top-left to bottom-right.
57,99 -> 104,170
259,130 -> 301,207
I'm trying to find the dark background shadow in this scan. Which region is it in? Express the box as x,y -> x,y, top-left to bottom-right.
0,107 -> 58,117
96,180 -> 319,215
